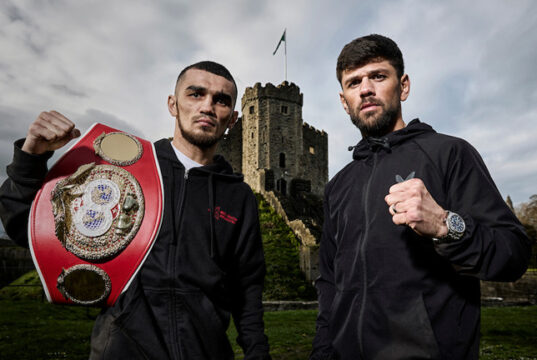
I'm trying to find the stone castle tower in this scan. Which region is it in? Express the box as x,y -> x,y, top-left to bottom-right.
217,81 -> 327,281
218,81 -> 328,197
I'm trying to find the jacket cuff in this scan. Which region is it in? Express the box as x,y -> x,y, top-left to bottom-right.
7,138 -> 54,182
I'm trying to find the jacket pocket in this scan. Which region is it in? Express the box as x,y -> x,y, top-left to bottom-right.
90,282 -> 170,360
370,293 -> 441,360
175,289 -> 234,360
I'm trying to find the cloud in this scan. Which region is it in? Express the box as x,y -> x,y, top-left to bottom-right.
50,84 -> 87,98
0,0 -> 536,206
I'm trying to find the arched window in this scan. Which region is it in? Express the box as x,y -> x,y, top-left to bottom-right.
279,153 -> 286,168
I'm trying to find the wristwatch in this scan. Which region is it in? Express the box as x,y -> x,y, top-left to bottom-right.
433,211 -> 466,244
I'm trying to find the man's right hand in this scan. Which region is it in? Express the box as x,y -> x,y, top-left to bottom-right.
21,111 -> 81,155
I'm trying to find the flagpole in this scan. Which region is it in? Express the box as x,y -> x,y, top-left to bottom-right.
284,28 -> 287,81
273,29 -> 287,82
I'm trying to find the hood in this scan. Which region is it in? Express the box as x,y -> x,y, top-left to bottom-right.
352,119 -> 435,160
154,138 -> 243,181
154,138 -> 243,259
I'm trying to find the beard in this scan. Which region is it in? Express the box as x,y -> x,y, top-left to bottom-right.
349,97 -> 401,138
177,117 -> 225,149
175,97 -> 232,149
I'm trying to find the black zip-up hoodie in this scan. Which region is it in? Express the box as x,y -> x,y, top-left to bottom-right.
0,138 -> 270,360
311,120 -> 531,360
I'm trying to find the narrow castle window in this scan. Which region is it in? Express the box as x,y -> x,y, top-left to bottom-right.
309,146 -> 315,154
279,153 -> 286,168
281,105 -> 288,114
277,178 -> 287,196
249,105 -> 254,114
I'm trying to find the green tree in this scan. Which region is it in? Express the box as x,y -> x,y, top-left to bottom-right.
516,194 -> 537,268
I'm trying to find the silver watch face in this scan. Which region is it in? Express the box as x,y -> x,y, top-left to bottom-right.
447,212 -> 465,239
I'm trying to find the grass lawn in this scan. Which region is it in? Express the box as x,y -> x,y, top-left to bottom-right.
0,299 -> 536,359
480,306 -> 537,360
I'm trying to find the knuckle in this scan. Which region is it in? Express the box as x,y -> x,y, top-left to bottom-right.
406,211 -> 419,222
28,123 -> 38,132
412,178 -> 424,186
411,200 -> 421,210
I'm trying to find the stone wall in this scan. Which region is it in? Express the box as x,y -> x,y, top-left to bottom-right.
241,92 -> 261,188
261,191 -> 320,281
216,116 -> 243,174
301,123 -> 328,196
263,271 -> 537,310
481,271 -> 537,305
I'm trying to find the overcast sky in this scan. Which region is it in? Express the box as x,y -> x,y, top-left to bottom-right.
1,0 -> 537,236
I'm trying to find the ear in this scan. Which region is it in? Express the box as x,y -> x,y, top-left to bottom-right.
400,74 -> 410,102
228,111 -> 239,130
339,92 -> 350,115
168,95 -> 178,117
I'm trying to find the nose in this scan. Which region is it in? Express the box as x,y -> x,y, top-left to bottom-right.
200,96 -> 215,115
359,77 -> 375,97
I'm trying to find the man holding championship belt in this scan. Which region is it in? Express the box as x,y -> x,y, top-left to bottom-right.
0,61 -> 271,359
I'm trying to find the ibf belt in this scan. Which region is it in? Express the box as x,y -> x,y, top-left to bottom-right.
29,123 -> 164,306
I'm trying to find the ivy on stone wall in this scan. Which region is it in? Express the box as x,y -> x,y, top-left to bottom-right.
256,194 -> 317,301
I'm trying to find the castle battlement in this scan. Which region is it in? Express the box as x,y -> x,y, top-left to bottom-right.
219,80 -> 328,198
303,122 -> 327,137
241,81 -> 303,111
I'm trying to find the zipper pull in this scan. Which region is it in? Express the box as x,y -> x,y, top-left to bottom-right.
184,169 -> 189,179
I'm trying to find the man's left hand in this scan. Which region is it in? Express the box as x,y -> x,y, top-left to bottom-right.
384,178 -> 448,238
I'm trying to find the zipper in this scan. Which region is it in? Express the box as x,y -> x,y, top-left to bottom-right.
169,167 -> 190,359
357,152 -> 378,358
174,169 -> 190,244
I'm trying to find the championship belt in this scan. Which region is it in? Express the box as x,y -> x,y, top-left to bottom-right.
29,123 -> 164,306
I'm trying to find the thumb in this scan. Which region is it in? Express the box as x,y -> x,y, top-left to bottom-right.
70,128 -> 81,139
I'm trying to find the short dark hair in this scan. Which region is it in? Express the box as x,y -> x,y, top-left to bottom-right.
336,34 -> 404,84
176,61 -> 238,103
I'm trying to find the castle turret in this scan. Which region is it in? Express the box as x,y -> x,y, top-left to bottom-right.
240,81 -> 326,196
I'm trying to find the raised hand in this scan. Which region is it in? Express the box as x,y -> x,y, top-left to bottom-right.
21,111 -> 81,155
384,178 -> 448,239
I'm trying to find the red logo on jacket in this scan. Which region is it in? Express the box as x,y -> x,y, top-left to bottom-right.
208,207 -> 237,224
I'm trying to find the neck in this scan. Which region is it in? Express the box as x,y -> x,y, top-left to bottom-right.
392,117 -> 406,132
172,136 -> 216,165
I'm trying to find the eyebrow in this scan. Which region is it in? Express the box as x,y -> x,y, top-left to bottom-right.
186,85 -> 233,105
186,85 -> 207,93
344,68 -> 389,87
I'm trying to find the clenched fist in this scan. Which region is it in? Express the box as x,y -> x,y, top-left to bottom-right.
22,111 -> 81,155
384,178 -> 448,239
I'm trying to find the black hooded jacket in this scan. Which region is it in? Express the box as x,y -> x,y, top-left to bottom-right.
311,120 -> 531,360
0,138 -> 270,360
